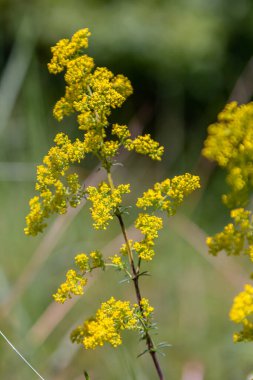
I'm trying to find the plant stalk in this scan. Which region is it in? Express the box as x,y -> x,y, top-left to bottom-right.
107,171 -> 164,380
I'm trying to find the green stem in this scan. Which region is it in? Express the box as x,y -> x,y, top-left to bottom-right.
105,263 -> 132,279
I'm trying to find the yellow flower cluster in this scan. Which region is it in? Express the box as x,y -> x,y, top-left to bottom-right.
50,35 -> 133,130
139,298 -> 154,319
101,140 -> 120,158
25,133 -> 87,236
25,28 -> 170,236
25,29 -> 132,235
25,28 -> 203,362
229,284 -> 253,342
53,269 -> 87,304
133,213 -> 163,261
119,240 -> 133,256
202,101 -> 253,342
53,54 -> 95,122
136,174 -> 200,216
112,125 -> 164,161
71,297 -> 138,349
112,124 -> 131,140
206,208 -> 253,257
109,254 -> 124,269
73,67 -> 132,131
48,29 -> 91,74
89,250 -> 105,269
87,182 -> 130,230
202,101 -> 253,207
53,251 -> 104,303
75,253 -> 90,271
125,134 -> 164,161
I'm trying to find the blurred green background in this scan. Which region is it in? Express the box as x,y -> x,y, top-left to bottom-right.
1,0 -> 253,379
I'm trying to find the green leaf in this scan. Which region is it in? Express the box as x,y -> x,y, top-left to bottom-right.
137,348 -> 149,358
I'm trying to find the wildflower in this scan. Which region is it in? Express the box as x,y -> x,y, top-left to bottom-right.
25,28 -> 201,374
119,240 -> 133,256
65,55 -> 94,85
24,133 -> 86,236
111,74 -> 133,99
75,253 -> 89,271
140,298 -> 154,319
133,213 -> 163,261
206,208 -> 253,257
137,174 -> 200,215
71,297 -> 138,349
109,254 -> 124,269
125,134 -> 164,161
112,124 -> 131,141
101,140 -> 120,159
48,28 -> 91,74
134,240 -> 155,261
89,250 -> 104,269
135,213 -> 163,239
202,101 -> 253,207
53,269 -> 87,304
53,250 -> 104,303
87,182 -> 130,230
230,284 -> 253,342
83,130 -> 104,153
24,196 -> 46,236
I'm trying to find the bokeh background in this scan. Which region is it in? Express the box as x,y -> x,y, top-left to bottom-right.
1,0 -> 253,379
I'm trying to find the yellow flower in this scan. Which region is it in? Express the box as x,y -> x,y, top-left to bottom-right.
109,255 -> 124,268
65,55 -> 94,85
112,124 -> 131,140
53,269 -> 87,304
87,182 -> 130,230
206,208 -> 253,257
230,284 -> 253,342
24,133 -> 86,236
136,174 -> 200,215
133,213 -> 163,261
202,101 -> 253,207
71,297 -> 138,349
26,28 -> 174,237
24,196 -> 46,236
89,250 -> 104,269
125,134 -> 164,161
135,213 -> 163,239
53,250 -> 104,303
119,240 -> 133,256
140,298 -> 154,319
75,253 -> 89,271
134,240 -> 155,261
48,28 -> 91,74
101,140 -> 120,158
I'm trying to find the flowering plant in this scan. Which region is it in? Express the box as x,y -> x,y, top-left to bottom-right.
203,101 -> 253,342
25,28 -> 200,379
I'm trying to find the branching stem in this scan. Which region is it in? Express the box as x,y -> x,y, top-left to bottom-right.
107,170 -> 164,380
